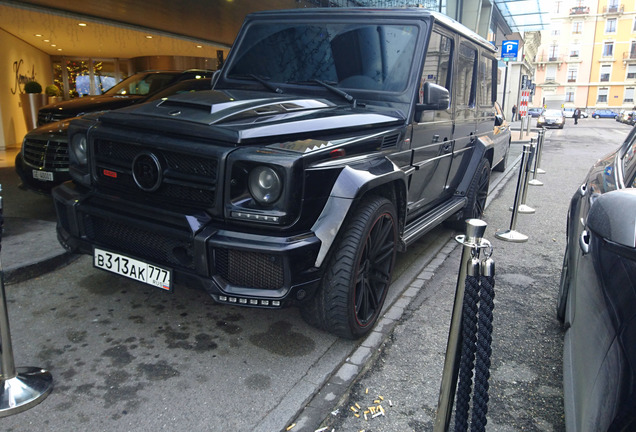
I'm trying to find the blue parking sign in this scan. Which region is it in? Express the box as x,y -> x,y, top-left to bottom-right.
501,40 -> 519,61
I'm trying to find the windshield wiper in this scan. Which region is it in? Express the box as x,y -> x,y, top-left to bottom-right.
311,79 -> 358,108
229,74 -> 283,94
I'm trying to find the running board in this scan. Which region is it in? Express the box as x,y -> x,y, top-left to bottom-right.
401,197 -> 467,248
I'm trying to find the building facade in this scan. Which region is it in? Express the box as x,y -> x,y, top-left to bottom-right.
533,0 -> 636,113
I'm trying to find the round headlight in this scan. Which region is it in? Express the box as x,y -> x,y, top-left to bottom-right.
71,134 -> 87,165
248,166 -> 282,204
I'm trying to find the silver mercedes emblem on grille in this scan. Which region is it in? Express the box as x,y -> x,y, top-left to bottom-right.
132,152 -> 162,192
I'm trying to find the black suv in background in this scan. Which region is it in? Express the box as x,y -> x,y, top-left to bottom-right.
17,76 -> 213,193
37,69 -> 214,126
53,8 -> 504,338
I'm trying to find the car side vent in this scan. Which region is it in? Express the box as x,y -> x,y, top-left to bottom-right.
381,133 -> 400,149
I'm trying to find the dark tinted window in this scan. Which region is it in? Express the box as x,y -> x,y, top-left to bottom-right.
419,31 -> 452,103
226,22 -> 419,92
457,43 -> 477,106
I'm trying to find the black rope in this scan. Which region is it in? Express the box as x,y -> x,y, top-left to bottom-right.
454,272 -> 480,432
470,272 -> 495,432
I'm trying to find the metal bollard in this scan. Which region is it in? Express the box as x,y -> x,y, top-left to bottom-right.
434,219 -> 488,432
529,128 -> 545,185
535,128 -> 546,175
0,185 -> 53,417
496,145 -> 530,242
517,142 -> 536,213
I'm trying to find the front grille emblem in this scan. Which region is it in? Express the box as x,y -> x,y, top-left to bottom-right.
132,152 -> 162,192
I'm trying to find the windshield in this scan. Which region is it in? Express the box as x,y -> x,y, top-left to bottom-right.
105,73 -> 178,96
225,22 -> 419,93
544,110 -> 563,116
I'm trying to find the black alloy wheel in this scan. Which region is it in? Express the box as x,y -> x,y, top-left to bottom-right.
301,195 -> 397,339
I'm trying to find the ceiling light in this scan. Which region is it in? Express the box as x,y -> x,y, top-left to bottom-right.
34,34 -> 42,37
57,48 -> 62,51
43,39 -> 49,42
78,23 -> 87,27
145,35 -> 153,39
196,45 -> 202,48
51,44 -> 56,47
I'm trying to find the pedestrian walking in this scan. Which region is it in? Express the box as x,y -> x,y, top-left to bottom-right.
573,107 -> 581,125
512,104 -> 517,121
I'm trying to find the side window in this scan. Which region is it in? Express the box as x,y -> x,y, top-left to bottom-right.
419,31 -> 452,104
457,42 -> 477,107
478,54 -> 495,106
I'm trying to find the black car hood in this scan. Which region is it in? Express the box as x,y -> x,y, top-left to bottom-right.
39,94 -> 144,116
98,89 -> 406,145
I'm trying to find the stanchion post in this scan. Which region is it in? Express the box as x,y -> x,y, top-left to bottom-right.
0,185 -> 53,417
517,142 -> 536,213
529,128 -> 545,185
518,115 -> 525,141
496,145 -> 530,242
535,128 -> 546,174
434,219 -> 488,432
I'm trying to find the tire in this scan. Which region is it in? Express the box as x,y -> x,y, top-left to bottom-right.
493,140 -> 510,172
301,196 -> 398,339
556,245 -> 570,325
447,158 -> 491,229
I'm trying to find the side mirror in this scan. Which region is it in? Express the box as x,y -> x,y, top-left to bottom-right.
587,189 -> 636,248
415,82 -> 450,122
416,82 -> 449,112
495,115 -> 504,127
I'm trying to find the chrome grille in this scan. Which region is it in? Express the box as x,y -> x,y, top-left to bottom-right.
22,138 -> 69,170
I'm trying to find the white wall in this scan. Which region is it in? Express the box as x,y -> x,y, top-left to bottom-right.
0,28 -> 51,150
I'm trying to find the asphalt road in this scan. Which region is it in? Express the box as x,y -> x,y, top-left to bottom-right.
1,117 -> 630,431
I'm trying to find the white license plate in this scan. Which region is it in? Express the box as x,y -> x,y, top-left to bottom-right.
94,248 -> 172,291
32,170 -> 54,181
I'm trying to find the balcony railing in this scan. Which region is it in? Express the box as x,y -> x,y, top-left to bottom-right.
535,54 -> 563,63
602,4 -> 624,13
570,6 -> 590,14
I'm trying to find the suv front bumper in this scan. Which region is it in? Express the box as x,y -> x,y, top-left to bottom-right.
53,182 -> 323,307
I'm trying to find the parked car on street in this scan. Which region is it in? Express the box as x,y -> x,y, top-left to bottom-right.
558,127 -> 636,431
52,8 -> 502,339
36,69 -> 214,126
16,78 -> 213,193
528,107 -> 543,118
537,109 -> 565,128
617,110 -> 636,125
591,109 -> 616,119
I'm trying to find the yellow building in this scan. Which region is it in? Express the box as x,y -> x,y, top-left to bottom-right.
587,0 -> 636,109
533,0 -> 636,113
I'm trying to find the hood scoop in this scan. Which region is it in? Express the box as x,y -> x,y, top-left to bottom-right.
155,95 -> 334,125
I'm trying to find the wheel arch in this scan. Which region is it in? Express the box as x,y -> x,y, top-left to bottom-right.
311,158 -> 407,268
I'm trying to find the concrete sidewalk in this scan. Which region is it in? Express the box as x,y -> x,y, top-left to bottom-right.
295,122 -> 629,431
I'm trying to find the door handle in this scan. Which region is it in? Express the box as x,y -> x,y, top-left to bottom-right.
579,230 -> 590,255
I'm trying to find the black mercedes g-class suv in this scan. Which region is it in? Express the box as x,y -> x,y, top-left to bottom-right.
53,8 -> 503,339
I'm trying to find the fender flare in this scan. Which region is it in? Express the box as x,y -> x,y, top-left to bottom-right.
311,158 -> 407,267
455,136 -> 490,198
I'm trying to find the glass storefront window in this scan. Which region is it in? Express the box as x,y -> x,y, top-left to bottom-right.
52,57 -> 128,99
